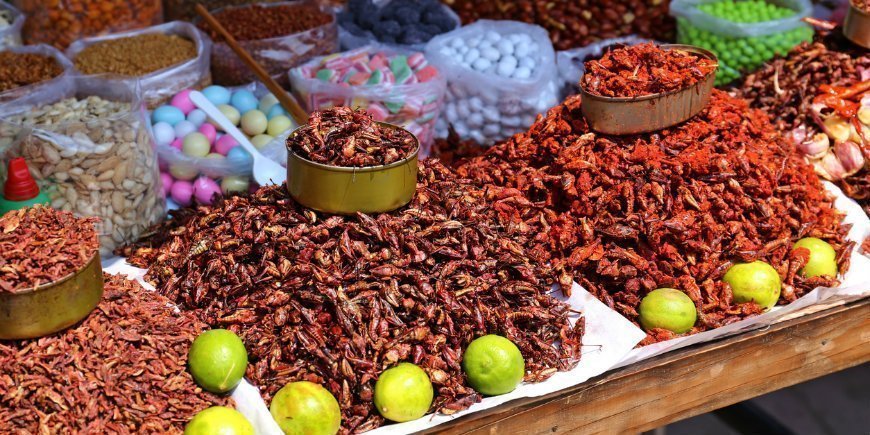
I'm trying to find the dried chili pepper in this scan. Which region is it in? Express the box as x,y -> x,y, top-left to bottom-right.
288,107 -> 417,167
581,43 -> 717,98
122,161 -> 583,433
457,89 -> 852,344
0,205 -> 99,292
0,274 -> 231,433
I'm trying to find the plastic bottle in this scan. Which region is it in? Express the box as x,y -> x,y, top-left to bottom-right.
0,158 -> 51,215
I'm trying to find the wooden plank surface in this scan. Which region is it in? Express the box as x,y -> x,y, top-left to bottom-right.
426,298 -> 870,435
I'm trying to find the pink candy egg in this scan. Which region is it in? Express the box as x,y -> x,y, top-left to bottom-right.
198,123 -> 217,144
214,134 -> 239,155
193,176 -> 222,204
160,172 -> 174,197
170,90 -> 195,115
170,138 -> 183,150
170,180 -> 194,207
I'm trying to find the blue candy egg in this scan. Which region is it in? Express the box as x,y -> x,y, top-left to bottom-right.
202,85 -> 231,106
230,90 -> 258,114
151,105 -> 185,126
267,104 -> 288,120
226,146 -> 253,167
187,109 -> 207,127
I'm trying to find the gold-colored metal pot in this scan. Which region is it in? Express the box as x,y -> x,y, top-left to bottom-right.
286,123 -> 419,215
0,253 -> 104,340
844,2 -> 870,49
579,44 -> 718,135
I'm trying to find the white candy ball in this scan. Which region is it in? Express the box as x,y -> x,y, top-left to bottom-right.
515,42 -> 530,58
468,36 -> 481,47
481,47 -> 500,62
457,100 -> 470,118
464,48 -> 480,64
472,58 -> 492,71
468,113 -> 484,128
482,107 -> 500,122
469,97 -> 484,110
519,56 -> 536,69
174,120 -> 197,139
450,37 -> 463,48
483,124 -> 500,136
496,39 -> 514,55
152,122 -> 175,146
513,66 -> 532,79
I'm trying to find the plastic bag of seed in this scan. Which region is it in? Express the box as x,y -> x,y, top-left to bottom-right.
288,44 -> 447,153
425,20 -> 559,145
556,36 -> 654,98
66,21 -> 212,108
201,1 -> 338,86
0,77 -> 165,256
337,0 -> 461,51
0,44 -> 74,105
671,0 -> 814,85
0,0 -> 23,49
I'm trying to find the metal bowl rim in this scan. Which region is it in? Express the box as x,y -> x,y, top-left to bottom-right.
579,44 -> 719,103
849,1 -> 870,17
286,121 -> 421,173
7,252 -> 100,296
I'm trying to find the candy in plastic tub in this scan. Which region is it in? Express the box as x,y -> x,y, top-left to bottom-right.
425,20 -> 559,145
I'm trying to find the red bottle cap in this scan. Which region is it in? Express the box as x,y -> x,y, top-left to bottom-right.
4,158 -> 41,202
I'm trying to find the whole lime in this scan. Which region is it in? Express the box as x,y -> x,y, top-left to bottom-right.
184,406 -> 254,435
793,237 -> 838,279
723,261 -> 781,310
188,329 -> 248,394
461,335 -> 525,396
373,362 -> 433,422
270,381 -> 341,435
638,288 -> 697,334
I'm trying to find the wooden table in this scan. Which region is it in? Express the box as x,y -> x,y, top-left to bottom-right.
428,297 -> 870,434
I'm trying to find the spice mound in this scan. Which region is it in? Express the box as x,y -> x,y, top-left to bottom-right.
201,3 -> 332,42
0,51 -> 63,92
74,33 -> 197,76
123,160 -> 583,433
581,43 -> 717,98
288,106 -> 417,167
457,89 -> 852,344
0,274 -> 231,433
0,206 -> 98,292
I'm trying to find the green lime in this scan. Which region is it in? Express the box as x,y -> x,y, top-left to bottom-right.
188,329 -> 248,394
793,237 -> 838,279
638,288 -> 697,334
373,363 -> 433,422
270,381 -> 341,435
462,335 -> 525,396
185,406 -> 254,435
723,261 -> 781,309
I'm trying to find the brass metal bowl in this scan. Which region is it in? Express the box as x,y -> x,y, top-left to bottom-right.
579,44 -> 718,135
286,123 -> 419,215
0,253 -> 104,340
844,1 -> 870,49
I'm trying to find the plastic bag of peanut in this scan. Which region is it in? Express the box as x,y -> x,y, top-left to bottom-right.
0,77 -> 165,257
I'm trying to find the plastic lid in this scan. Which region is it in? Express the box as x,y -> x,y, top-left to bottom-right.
4,158 -> 41,202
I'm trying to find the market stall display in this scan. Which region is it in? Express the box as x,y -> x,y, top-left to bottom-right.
672,0 -> 814,85
13,0 -> 163,49
199,1 -> 338,86
338,0 -> 460,49
426,20 -> 560,144
289,45 -> 445,149
0,80 -> 165,256
0,45 -> 71,104
0,0 -> 22,48
736,39 -> 870,215
442,0 -> 675,51
0,273 -> 232,432
67,22 -> 212,107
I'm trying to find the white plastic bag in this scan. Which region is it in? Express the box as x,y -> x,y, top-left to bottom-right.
425,20 -> 559,145
337,0 -> 461,52
0,0 -> 23,48
66,21 -> 212,108
0,44 -> 73,105
556,36 -> 653,98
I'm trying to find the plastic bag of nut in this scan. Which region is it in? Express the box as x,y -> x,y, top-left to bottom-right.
0,0 -> 23,49
556,35 -> 654,98
66,21 -> 212,108
202,1 -> 339,86
0,77 -> 165,257
13,0 -> 163,49
0,44 -> 74,105
425,20 -> 559,145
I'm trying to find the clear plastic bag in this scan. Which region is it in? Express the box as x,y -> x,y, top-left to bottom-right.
671,0 -> 814,85
425,20 -> 559,145
556,36 -> 653,98
288,44 -> 447,153
0,44 -> 73,105
0,0 -> 23,49
208,1 -> 338,86
0,77 -> 165,256
66,21 -> 212,108
337,0 -> 461,52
